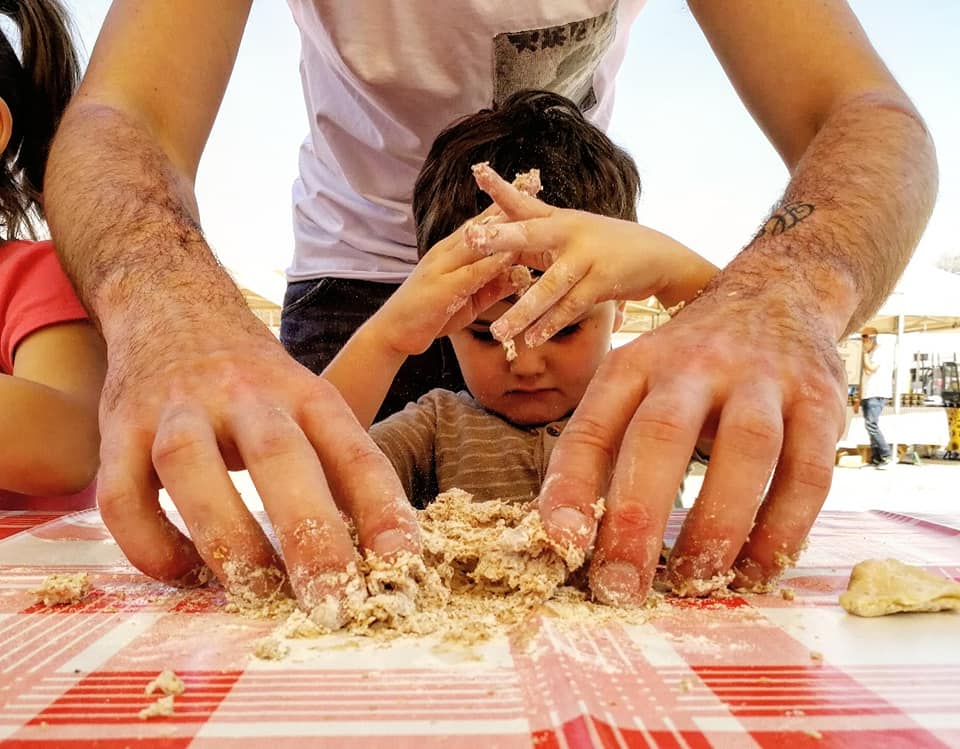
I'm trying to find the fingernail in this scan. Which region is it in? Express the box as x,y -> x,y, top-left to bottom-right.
549,507 -> 593,541
370,528 -> 412,558
591,561 -> 642,606
297,564 -> 367,632
490,318 -> 511,342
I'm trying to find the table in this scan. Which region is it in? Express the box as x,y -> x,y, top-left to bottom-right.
1,509 -> 958,748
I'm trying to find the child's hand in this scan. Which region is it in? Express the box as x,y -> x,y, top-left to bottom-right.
466,163 -> 719,348
372,206 -> 522,356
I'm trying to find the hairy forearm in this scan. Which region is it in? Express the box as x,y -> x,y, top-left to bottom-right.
45,102 -> 256,343
715,92 -> 937,340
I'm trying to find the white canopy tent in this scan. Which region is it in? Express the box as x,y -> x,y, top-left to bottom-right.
863,264 -> 960,416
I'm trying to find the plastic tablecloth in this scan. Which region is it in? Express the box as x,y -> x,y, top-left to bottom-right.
0,509 -> 958,748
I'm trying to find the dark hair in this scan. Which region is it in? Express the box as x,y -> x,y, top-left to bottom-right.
414,89 -> 640,257
0,0 -> 80,240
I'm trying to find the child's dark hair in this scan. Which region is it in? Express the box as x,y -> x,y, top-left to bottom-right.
414,89 -> 640,257
0,0 -> 80,240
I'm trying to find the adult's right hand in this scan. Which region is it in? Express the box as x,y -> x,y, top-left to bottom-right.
96,302 -> 420,626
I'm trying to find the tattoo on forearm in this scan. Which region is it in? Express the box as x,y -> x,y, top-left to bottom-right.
761,202 -> 815,236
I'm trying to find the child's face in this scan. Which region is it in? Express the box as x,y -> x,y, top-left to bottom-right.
448,300 -> 623,426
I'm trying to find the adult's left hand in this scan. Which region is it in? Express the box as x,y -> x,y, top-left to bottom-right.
468,162 -> 848,603
542,277 -> 847,602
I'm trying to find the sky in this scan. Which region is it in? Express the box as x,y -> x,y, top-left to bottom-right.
66,1 -> 959,305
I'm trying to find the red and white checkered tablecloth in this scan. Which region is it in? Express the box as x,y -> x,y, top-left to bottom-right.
0,509 -> 958,748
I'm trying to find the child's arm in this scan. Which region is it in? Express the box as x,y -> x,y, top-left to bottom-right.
323,221 -> 519,429
464,164 -> 718,346
0,321 -> 105,495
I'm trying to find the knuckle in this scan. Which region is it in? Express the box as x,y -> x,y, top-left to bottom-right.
563,414 -> 618,465
243,410 -> 301,463
726,408 -> 782,457
96,478 -> 135,518
783,455 -> 834,495
152,422 -> 207,468
336,439 -> 390,475
607,502 -> 660,538
630,408 -> 689,446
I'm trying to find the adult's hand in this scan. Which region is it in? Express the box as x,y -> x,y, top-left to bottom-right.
538,278 -> 847,603
42,0 -> 421,625
95,299 -> 420,625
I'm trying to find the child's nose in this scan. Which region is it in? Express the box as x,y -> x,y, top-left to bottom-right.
508,339 -> 547,375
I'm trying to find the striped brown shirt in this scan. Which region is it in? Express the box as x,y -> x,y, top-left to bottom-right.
370,389 -> 567,509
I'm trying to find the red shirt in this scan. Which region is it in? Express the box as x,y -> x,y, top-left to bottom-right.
0,240 -> 96,511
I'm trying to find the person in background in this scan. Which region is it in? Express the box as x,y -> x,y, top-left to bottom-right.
0,0 -> 105,510
43,2 -> 936,614
324,90 -> 717,509
859,327 -> 893,469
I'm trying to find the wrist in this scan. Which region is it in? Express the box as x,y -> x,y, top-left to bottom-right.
708,246 -> 859,342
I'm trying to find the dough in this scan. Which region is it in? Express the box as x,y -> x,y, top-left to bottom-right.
839,558 -> 960,617
144,669 -> 185,696
32,572 -> 91,606
138,695 -> 175,720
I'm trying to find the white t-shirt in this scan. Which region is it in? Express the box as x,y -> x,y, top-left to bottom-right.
285,0 -> 646,283
862,340 -> 894,400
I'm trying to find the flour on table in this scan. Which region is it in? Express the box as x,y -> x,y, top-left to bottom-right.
839,558 -> 960,616
32,572 -> 91,606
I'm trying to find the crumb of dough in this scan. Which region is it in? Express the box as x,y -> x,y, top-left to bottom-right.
260,489 -> 653,648
463,219 -> 499,253
780,587 -> 796,601
512,168 -> 542,196
839,558 -> 960,617
803,729 -> 823,740
144,669 -> 185,696
664,300 -> 685,317
32,572 -> 91,606
809,650 -> 823,662
252,636 -> 290,661
507,264 -> 534,296
222,561 -> 295,620
138,695 -> 175,720
502,338 -> 517,362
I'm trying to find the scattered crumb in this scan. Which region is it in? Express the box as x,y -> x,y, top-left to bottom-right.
809,650 -> 824,662
252,636 -> 290,661
222,562 -> 294,620
803,729 -> 823,740
678,677 -> 695,693
138,695 -> 174,720
32,572 -> 91,606
507,265 -> 534,297
512,168 -> 542,196
780,587 -> 796,601
664,300 -> 685,317
144,669 -> 185,696
502,338 -> 517,362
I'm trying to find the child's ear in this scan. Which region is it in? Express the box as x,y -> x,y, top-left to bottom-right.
0,98 -> 11,157
612,301 -> 626,333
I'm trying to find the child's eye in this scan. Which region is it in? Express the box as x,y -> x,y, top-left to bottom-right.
469,328 -> 496,343
552,323 -> 581,339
